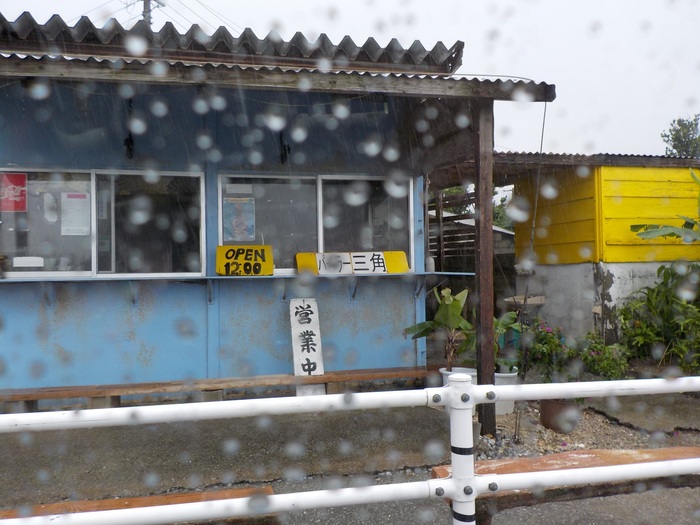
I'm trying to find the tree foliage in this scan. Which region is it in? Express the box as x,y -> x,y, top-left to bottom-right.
661,114 -> 700,158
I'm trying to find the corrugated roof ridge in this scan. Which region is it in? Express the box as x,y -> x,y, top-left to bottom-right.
1,11 -> 465,73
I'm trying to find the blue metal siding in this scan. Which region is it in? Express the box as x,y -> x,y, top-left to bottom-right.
0,79 -> 424,389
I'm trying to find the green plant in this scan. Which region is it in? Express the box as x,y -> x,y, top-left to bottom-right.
404,287 -> 473,371
579,332 -> 630,380
617,263 -> 700,374
404,287 -> 522,372
521,318 -> 579,383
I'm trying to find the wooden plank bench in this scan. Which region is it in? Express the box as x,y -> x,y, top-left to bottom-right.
0,366 -> 431,413
0,486 -> 279,523
431,447 -> 700,525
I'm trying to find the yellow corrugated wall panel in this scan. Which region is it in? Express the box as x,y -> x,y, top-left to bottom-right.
514,168 -> 598,264
600,166 -> 699,263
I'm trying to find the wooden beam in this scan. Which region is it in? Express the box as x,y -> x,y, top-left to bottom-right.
472,98 -> 496,436
0,56 -> 556,101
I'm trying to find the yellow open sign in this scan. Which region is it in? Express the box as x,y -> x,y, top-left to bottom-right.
216,245 -> 274,276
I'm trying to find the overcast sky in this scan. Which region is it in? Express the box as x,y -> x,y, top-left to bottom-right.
4,0 -> 699,156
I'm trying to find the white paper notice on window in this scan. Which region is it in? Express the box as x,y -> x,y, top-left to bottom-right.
60,192 -> 90,236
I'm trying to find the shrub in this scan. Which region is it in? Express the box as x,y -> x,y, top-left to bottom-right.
579,332 -> 630,380
617,263 -> 700,374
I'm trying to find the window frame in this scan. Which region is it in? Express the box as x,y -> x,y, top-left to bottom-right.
218,173 -> 414,275
0,168 -> 206,279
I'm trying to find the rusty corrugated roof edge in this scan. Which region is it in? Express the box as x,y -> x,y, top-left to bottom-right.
0,11 -> 464,74
493,151 -> 700,166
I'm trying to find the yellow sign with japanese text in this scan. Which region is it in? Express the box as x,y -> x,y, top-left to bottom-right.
216,245 -> 274,276
296,251 -> 409,275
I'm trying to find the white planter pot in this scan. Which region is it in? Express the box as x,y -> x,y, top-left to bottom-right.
494,367 -> 519,415
439,367 -> 478,386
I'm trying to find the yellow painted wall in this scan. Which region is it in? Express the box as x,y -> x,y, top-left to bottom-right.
514,168 -> 599,264
600,166 -> 700,262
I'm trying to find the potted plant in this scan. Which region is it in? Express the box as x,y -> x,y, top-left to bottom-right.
404,287 -> 523,402
522,318 -> 583,433
403,287 -> 473,379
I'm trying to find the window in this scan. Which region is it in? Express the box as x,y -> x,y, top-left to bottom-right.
220,175 -> 412,272
220,177 -> 318,269
0,169 -> 204,276
96,172 -> 203,274
0,171 -> 92,274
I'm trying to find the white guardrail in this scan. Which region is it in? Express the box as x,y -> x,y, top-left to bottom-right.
1,374 -> 700,524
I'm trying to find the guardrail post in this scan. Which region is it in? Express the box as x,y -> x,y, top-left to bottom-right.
447,372 -> 477,524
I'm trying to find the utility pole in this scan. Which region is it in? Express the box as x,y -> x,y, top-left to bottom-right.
142,0 -> 165,28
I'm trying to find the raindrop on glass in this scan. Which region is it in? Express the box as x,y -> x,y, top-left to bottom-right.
149,98 -> 169,117
343,180 -> 370,206
27,79 -> 51,100
263,105 -> 287,132
195,131 -> 213,150
124,35 -> 149,56
332,100 -> 350,120
128,115 -> 147,135
540,182 -> 559,199
192,95 -> 209,115
290,123 -> 308,143
128,195 -> 152,225
506,196 -> 530,223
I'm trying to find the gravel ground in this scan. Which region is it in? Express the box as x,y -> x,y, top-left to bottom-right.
474,401 -> 700,460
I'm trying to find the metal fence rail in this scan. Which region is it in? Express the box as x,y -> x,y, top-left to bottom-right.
2,374 -> 700,525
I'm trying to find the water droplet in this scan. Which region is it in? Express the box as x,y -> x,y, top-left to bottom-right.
506,196 -> 530,223
415,119 -> 429,133
316,57 -> 332,72
578,246 -> 593,258
325,117 -> 339,130
248,149 -> 264,165
171,222 -> 188,243
118,84 -> 135,99
128,115 -> 147,135
323,203 -> 340,228
512,88 -> 535,102
128,195 -> 152,225
223,438 -> 241,456
421,134 -> 435,148
332,100 -> 350,119
382,144 -> 400,162
27,79 -> 51,100
361,135 -> 382,157
148,61 -> 169,78
263,105 -> 287,132
143,471 -> 160,487
545,252 -> 559,264
425,106 -> 439,120
423,439 -> 445,462
149,98 -> 169,117
384,171 -> 409,198
125,35 -> 149,56
210,94 -> 227,111
454,112 -> 470,128
297,77 -> 312,92
338,440 -> 353,455
343,180 -> 370,206
576,165 -> 591,178
540,182 -> 559,199
192,95 -> 209,115
290,123 -> 308,143
284,441 -> 305,458
195,131 -> 213,150
283,467 -> 306,481
247,494 -> 271,513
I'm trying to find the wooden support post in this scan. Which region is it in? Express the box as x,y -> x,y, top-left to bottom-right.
473,98 -> 496,436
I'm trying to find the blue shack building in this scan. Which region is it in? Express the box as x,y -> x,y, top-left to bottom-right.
0,12 -> 554,391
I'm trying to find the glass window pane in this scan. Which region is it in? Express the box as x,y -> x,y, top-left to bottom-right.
221,177 -> 317,269
322,179 -> 410,256
97,173 -> 202,274
0,171 -> 91,273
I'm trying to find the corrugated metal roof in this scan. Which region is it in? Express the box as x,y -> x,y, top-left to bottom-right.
0,11 -> 464,75
433,152 -> 700,188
